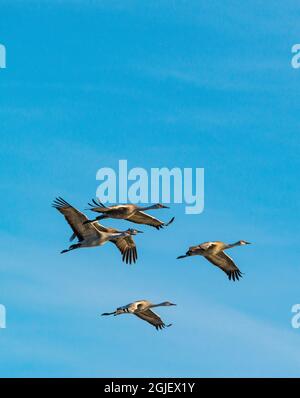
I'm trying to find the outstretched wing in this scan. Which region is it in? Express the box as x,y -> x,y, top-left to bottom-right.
204,251 -> 243,281
86,198 -> 112,213
52,197 -> 101,242
126,211 -> 173,230
93,223 -> 138,264
198,241 -> 217,250
87,199 -> 129,214
134,309 -> 171,330
111,235 -> 138,264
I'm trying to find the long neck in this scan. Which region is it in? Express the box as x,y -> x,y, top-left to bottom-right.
226,241 -> 241,249
108,231 -> 128,240
150,302 -> 166,308
136,204 -> 157,211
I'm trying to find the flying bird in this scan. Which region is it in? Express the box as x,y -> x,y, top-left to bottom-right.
52,197 -> 142,264
84,199 -> 175,230
102,300 -> 176,330
177,240 -> 250,281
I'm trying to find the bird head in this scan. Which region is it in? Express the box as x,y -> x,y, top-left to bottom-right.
162,301 -> 177,306
126,228 -> 144,235
239,240 -> 251,245
154,203 -> 169,209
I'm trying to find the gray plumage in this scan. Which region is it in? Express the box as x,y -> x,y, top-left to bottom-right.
177,240 -> 250,281
101,300 -> 176,330
52,197 -> 142,264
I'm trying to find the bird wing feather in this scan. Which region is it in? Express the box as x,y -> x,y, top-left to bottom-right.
198,242 -> 216,250
188,242 -> 213,252
52,197 -> 101,242
93,222 -> 137,264
134,309 -> 169,330
126,211 -> 165,229
111,235 -> 138,265
89,206 -> 113,213
204,251 -> 243,281
89,203 -> 131,214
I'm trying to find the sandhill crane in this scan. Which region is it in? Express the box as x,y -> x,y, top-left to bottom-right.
102,300 -> 176,330
84,199 -> 175,230
177,240 -> 250,281
52,197 -> 142,264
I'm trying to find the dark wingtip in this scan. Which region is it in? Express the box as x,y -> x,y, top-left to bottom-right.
228,269 -> 243,282
52,197 -> 72,209
164,216 -> 175,227
156,323 -> 172,330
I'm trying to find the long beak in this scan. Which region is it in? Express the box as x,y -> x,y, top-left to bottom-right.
162,205 -> 170,209
245,241 -> 251,245
136,230 -> 144,233
170,303 -> 177,306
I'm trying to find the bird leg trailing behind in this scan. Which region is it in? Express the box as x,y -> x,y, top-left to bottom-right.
177,254 -> 189,259
101,311 -> 116,316
61,243 -> 81,254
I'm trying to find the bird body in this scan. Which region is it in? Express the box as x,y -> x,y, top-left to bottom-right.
177,240 -> 250,281
94,203 -> 137,219
85,199 -> 174,230
114,300 -> 150,314
52,197 -> 142,264
72,230 -> 122,248
102,300 -> 176,330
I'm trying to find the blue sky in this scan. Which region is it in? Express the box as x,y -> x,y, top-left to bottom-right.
1,0 -> 300,377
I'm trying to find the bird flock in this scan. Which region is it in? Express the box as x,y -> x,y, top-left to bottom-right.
53,197 -> 250,330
